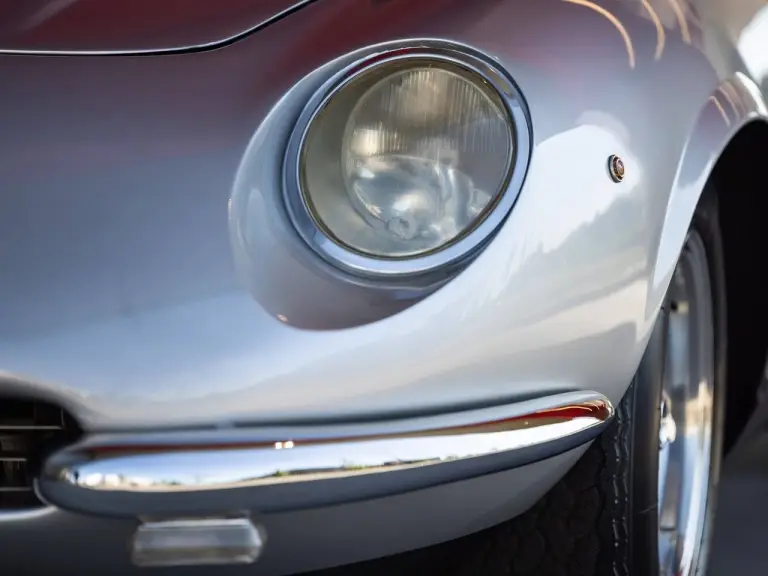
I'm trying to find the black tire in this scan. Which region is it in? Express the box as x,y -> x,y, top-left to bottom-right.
438,186 -> 728,576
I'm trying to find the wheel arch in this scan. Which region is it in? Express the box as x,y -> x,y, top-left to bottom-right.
711,119 -> 768,448
654,73 -> 768,449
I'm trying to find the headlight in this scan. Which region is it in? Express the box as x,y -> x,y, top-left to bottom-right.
284,47 -> 530,278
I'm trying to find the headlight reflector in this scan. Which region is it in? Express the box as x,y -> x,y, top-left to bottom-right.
285,48 -> 529,277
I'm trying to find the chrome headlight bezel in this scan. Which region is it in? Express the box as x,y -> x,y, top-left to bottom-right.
283,43 -> 532,279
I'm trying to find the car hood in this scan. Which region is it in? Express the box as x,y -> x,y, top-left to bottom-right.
0,0 -> 312,54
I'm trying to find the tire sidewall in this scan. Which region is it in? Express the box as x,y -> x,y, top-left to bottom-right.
630,185 -> 727,575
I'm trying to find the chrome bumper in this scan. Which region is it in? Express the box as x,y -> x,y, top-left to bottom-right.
37,391 -> 613,519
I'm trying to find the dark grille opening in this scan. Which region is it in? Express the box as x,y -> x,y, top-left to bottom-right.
0,398 -> 80,509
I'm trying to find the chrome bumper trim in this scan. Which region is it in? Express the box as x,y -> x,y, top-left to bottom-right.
37,391 -> 613,517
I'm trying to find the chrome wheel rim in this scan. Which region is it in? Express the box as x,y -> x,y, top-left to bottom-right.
658,230 -> 715,576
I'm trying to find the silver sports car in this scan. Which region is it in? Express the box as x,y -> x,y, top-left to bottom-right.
1,0 -> 767,575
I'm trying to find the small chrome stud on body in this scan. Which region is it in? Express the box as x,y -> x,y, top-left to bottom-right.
608,154 -> 625,182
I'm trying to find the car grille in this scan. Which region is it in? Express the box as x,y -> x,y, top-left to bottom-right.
0,398 -> 78,509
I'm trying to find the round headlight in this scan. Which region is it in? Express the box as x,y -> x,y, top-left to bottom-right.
285,48 -> 529,277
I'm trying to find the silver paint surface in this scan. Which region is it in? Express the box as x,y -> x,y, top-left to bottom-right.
1,0 -> 766,431
2,0 -> 768,572
0,0 -> 315,54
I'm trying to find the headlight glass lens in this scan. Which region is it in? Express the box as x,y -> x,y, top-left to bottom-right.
299,59 -> 515,259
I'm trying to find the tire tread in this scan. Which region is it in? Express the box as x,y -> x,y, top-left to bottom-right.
445,384 -> 636,576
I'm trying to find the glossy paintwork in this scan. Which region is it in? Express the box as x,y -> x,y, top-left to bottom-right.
0,0 -> 311,53
3,0 -> 768,573
1,0 -> 767,432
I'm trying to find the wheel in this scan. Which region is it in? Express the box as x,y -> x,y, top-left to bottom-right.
444,186 -> 727,576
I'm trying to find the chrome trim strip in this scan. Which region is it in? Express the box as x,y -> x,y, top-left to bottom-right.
38,391 -> 612,517
282,42 -> 532,280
